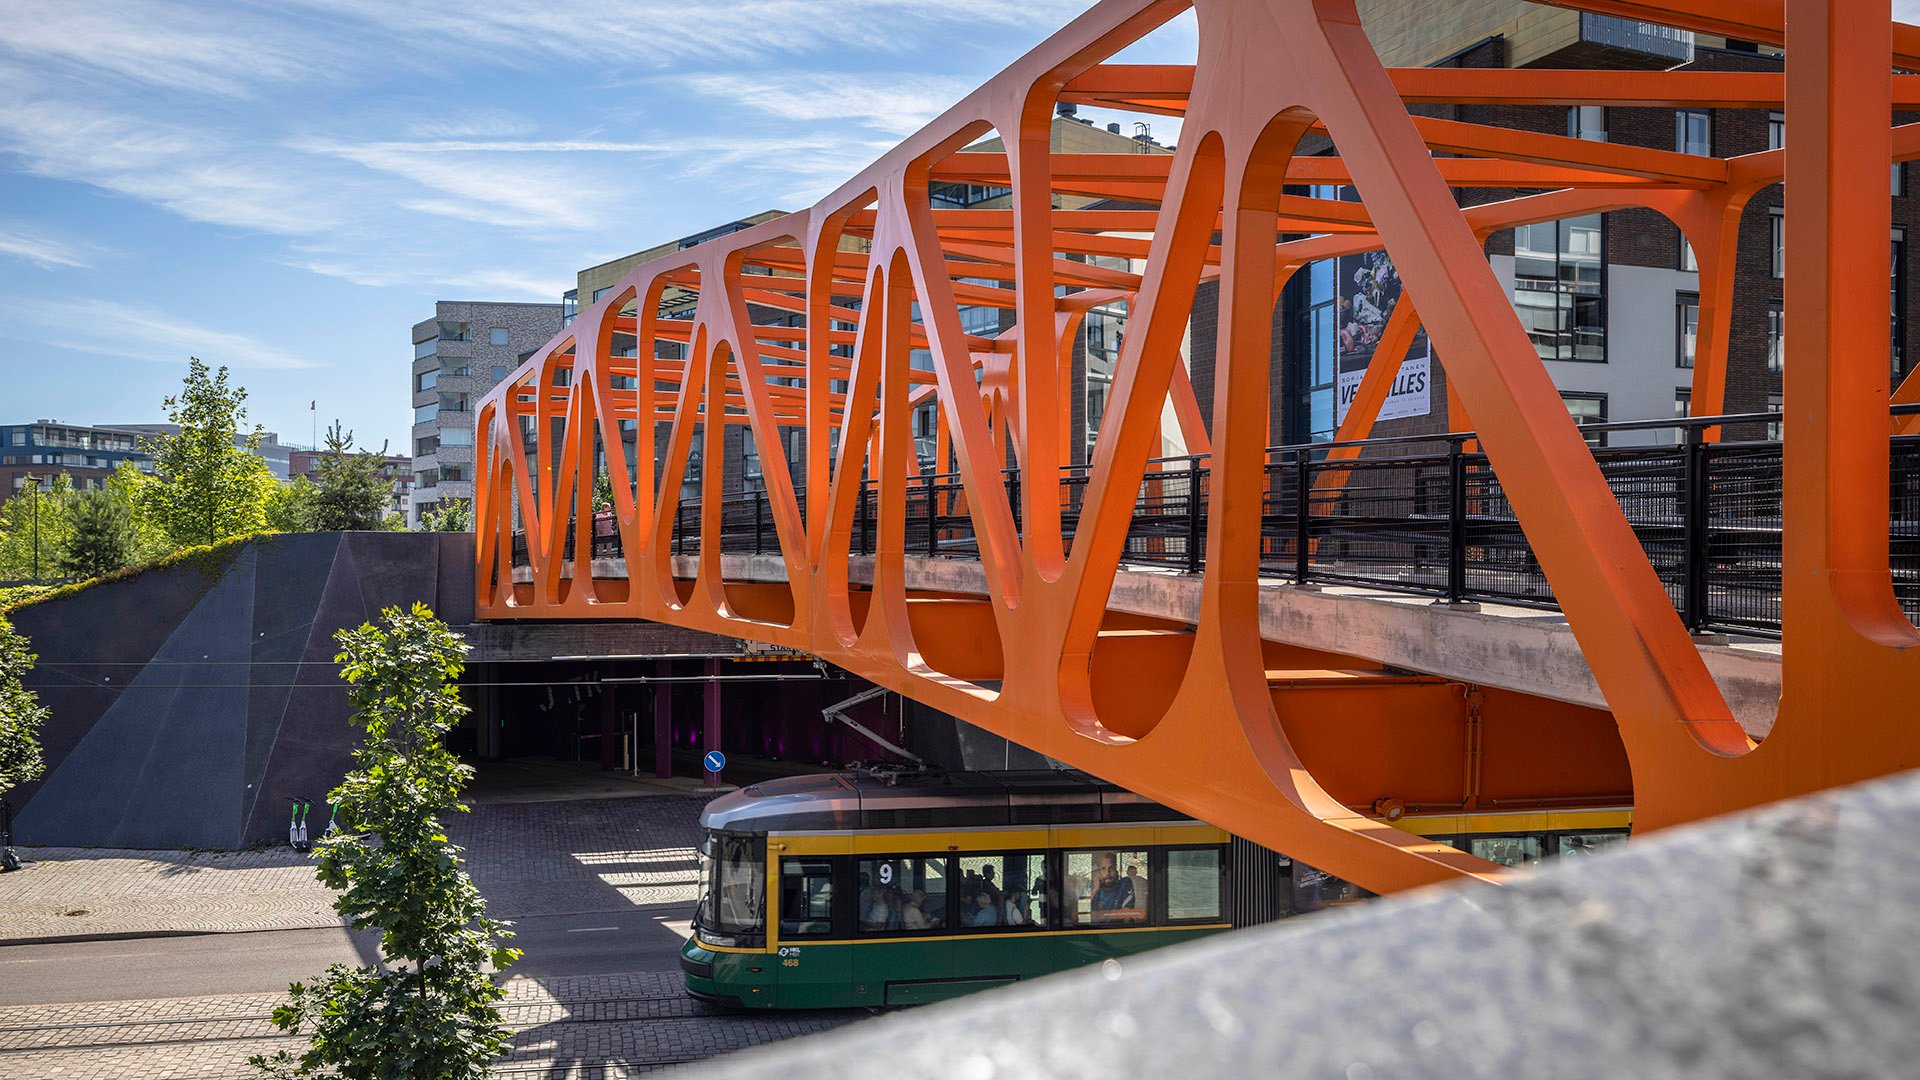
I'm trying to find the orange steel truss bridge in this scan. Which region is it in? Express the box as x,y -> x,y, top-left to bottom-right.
477,0 -> 1920,894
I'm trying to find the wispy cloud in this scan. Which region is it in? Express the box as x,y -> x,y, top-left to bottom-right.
681,72 -> 981,135
0,0 -> 321,96
6,298 -> 319,369
281,0 -> 1088,66
0,221 -> 98,269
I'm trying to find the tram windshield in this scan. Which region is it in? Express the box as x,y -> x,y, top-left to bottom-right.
694,832 -> 765,944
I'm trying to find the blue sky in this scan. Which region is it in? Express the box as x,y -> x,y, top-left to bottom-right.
0,0 -> 1194,451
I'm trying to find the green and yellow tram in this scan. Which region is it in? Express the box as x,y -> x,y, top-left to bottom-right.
681,768 -> 1632,1009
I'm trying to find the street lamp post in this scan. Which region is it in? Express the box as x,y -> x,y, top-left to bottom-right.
23,472 -> 43,583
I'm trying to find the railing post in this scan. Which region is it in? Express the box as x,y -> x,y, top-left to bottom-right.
1683,425 -> 1710,632
674,504 -> 684,556
1448,439 -> 1468,603
926,477 -> 938,557
857,480 -> 870,555
754,492 -> 765,556
1007,468 -> 1021,533
1294,450 -> 1311,583
1185,457 -> 1204,574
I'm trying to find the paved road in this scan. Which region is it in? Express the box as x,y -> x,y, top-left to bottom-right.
0,906 -> 697,1007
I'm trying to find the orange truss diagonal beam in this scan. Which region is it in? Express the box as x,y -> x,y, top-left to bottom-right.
474,0 -> 1920,897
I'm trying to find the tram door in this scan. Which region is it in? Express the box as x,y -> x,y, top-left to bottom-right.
773,850 -> 852,1007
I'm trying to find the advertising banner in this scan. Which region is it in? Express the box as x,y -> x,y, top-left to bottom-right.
1330,248 -> 1431,425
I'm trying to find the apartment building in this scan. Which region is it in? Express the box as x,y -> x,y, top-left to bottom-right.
289,447 -> 416,520
409,300 -> 564,526
0,421 -> 151,495
1173,2 -> 1914,451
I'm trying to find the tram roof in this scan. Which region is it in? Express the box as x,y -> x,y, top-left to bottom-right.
700,769 -> 1187,834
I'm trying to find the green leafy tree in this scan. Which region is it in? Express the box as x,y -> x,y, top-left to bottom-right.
309,423 -> 395,532
252,604 -> 518,1080
0,474 -> 76,581
266,477 -> 318,533
139,358 -> 276,548
0,618 -> 47,796
592,472 -> 614,514
58,488 -> 138,580
105,462 -> 171,564
420,498 -> 472,533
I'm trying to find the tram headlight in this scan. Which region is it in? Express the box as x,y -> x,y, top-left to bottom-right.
697,929 -> 738,948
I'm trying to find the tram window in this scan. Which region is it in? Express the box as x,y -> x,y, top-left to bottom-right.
696,833 -> 764,941
1063,849 -> 1149,926
1557,832 -> 1627,858
1470,835 -> 1543,868
1165,848 -> 1223,922
856,856 -> 948,933
779,857 -> 836,937
956,853 -> 1046,929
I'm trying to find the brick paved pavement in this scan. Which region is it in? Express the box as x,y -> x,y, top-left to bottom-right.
0,971 -> 861,1078
0,794 -> 715,943
0,794 -> 852,1076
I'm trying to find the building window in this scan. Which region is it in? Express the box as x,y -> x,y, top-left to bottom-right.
591,286 -> 612,303
1513,215 -> 1606,362
1894,227 -> 1907,375
414,402 -> 438,424
416,368 -> 439,392
1675,388 -> 1692,418
1676,110 -> 1711,156
1568,105 -> 1607,142
439,428 -> 473,447
1676,292 -> 1699,368
1767,394 -> 1784,440
1771,209 -> 1785,279
440,465 -> 465,482
1291,258 -> 1340,442
416,436 -> 439,457
1767,111 -> 1785,151
487,327 -> 507,346
561,289 -> 578,327
1678,237 -> 1697,272
414,338 -> 438,360
1766,302 -> 1786,374
437,321 -> 469,342
1084,301 -> 1127,457
1895,162 -> 1906,198
439,392 -> 469,413
1561,392 -> 1608,447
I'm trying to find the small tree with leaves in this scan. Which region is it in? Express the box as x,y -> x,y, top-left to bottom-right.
309,423 -> 395,532
421,498 -> 473,533
252,604 -> 518,1080
59,488 -> 139,580
0,473 -> 75,581
140,358 -> 276,548
1,617 -> 47,870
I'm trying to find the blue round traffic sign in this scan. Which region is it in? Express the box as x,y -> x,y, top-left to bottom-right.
703,750 -> 727,773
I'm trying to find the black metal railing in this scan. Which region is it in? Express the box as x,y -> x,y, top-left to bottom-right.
508,413 -> 1920,638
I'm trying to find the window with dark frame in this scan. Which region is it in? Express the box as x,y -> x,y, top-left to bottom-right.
1560,391 -> 1609,447
1768,301 -> 1786,373
1676,292 -> 1699,369
1567,105 -> 1607,142
1676,109 -> 1712,156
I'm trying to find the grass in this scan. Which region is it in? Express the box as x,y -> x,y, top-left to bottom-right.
0,531 -> 278,616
